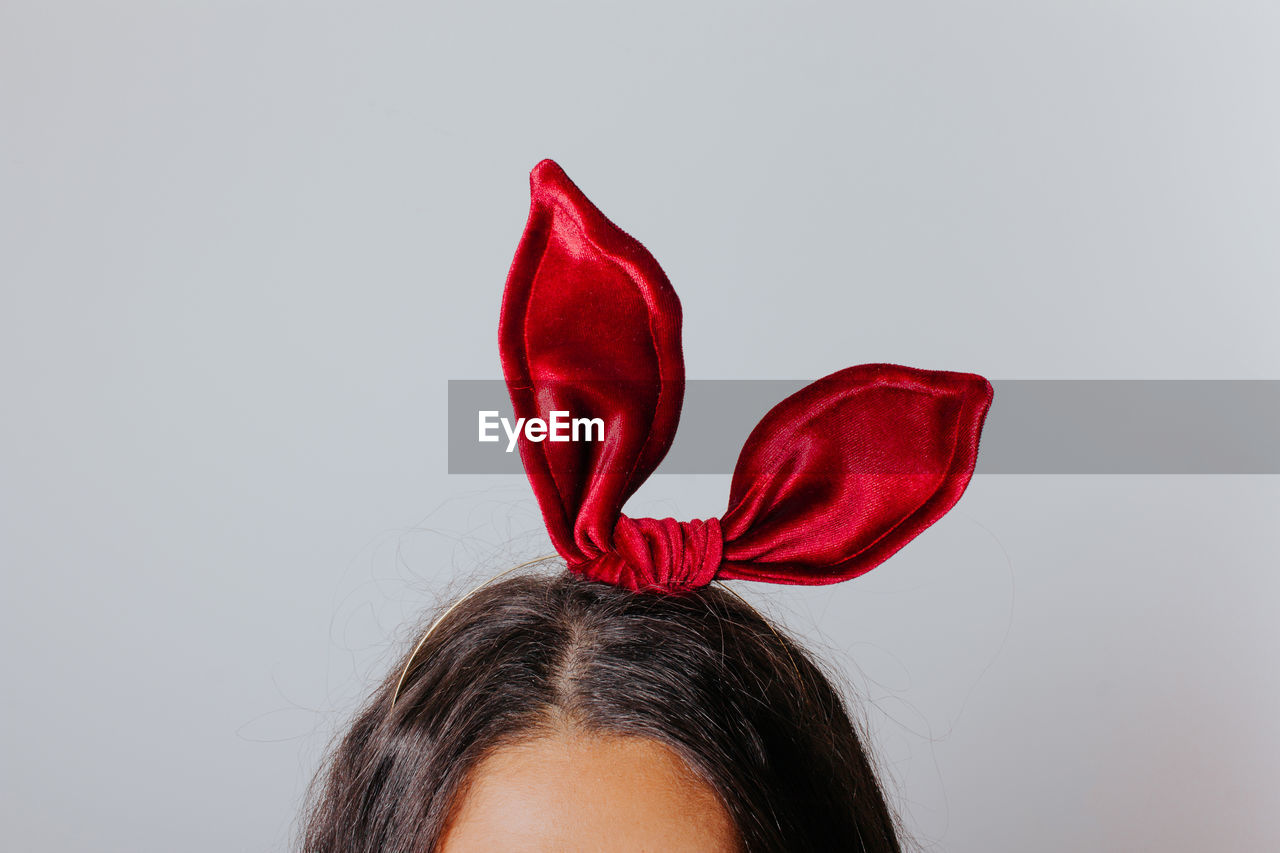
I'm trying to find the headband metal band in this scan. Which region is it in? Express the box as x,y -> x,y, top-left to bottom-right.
389,555 -> 558,708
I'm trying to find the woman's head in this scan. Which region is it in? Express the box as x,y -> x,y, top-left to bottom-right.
301,570 -> 903,852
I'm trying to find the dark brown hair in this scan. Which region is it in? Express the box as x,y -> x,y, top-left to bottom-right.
299,570 -> 904,852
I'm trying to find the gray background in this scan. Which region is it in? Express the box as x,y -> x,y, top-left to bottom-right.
2,2 -> 1278,850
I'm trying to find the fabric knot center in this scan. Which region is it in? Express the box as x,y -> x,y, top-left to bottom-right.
607,515 -> 724,592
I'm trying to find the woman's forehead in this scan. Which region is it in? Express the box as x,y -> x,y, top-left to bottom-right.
438,731 -> 740,853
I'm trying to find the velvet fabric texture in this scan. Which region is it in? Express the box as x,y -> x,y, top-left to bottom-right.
500,160 -> 993,593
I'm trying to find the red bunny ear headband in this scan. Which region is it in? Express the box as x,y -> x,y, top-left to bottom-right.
501,159 -> 993,594
391,160 -> 993,707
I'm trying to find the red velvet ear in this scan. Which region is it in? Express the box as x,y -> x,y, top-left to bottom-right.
718,364 -> 993,585
499,160 -> 685,565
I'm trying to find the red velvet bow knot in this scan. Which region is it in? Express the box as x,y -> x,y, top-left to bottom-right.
500,160 -> 994,594
594,516 -> 724,592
